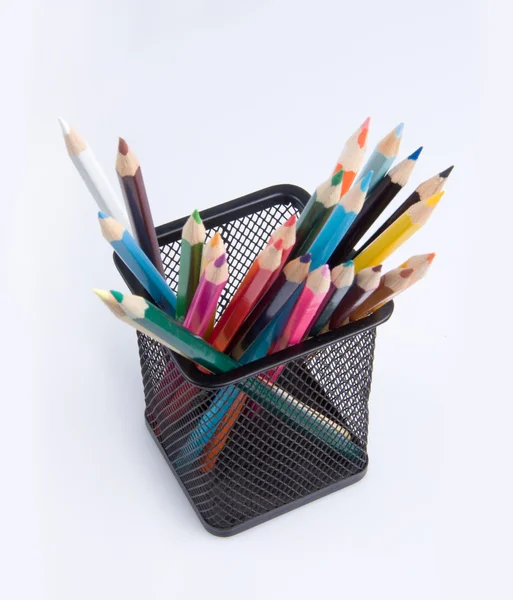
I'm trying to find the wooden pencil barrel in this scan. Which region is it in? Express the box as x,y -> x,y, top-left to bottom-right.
115,184 -> 393,536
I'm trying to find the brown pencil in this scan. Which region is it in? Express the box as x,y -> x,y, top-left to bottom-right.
116,137 -> 164,274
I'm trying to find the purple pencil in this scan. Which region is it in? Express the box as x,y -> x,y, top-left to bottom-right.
183,254 -> 229,338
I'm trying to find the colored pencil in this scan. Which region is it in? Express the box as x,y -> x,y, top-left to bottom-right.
291,170 -> 344,258
176,210 -> 206,321
230,253 -> 312,360
348,266 -> 415,322
333,117 -> 371,196
97,291 -> 361,466
183,254 -> 228,337
308,260 -> 355,337
58,118 -> 129,229
116,137 -> 164,274
399,252 -> 436,284
269,214 -> 297,265
200,232 -> 226,274
356,123 -> 404,192
305,170 -> 373,269
109,291 -> 236,373
357,166 -> 454,254
270,264 -> 331,355
329,265 -> 383,329
209,239 -> 284,352
200,232 -> 227,337
98,212 -> 176,316
353,191 -> 444,272
330,147 -> 423,264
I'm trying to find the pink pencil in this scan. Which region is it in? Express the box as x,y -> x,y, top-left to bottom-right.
266,264 -> 331,382
183,254 -> 229,337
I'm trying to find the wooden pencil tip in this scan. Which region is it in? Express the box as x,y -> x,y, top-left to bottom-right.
320,264 -> 330,277
299,252 -> 312,263
427,252 -> 436,263
439,165 -> 454,178
284,214 -> 297,226
362,116 -> 371,130
372,265 -> 383,273
272,238 -> 284,251
118,137 -> 129,155
57,117 -> 70,135
93,288 -> 110,301
394,122 -> 405,137
401,268 -> 415,278
408,146 -> 423,161
192,209 -> 202,225
210,232 -> 222,246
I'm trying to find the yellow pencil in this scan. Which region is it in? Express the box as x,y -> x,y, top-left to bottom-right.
353,192 -> 444,272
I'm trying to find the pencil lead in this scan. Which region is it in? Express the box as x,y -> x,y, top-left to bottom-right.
192,209 -> 202,224
408,146 -> 423,161
284,214 -> 297,226
214,254 -> 226,267
372,265 -> 383,273
320,264 -> 330,277
110,290 -> 124,302
210,232 -> 222,246
394,122 -> 405,138
98,211 -> 108,219
118,137 -> 129,155
57,117 -> 70,136
427,252 -> 436,263
400,268 -> 415,279
300,253 -> 312,263
439,165 -> 454,178
343,260 -> 354,268
361,116 -> 371,130
360,171 -> 374,193
272,238 -> 284,251
331,169 -> 344,186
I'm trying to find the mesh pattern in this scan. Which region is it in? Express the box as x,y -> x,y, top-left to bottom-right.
136,200 -> 378,533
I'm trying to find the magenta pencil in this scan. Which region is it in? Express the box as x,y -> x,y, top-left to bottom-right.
183,254 -> 229,337
265,265 -> 331,382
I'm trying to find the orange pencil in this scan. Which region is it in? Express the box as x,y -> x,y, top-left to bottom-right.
209,239 -> 284,352
333,117 -> 370,196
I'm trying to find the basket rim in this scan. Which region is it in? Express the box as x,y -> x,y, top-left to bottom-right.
114,183 -> 393,389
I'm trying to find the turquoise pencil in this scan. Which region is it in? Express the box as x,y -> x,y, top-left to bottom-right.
356,123 -> 404,192
98,212 -> 177,317
306,171 -> 373,269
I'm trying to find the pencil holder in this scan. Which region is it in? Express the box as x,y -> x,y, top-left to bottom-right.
115,184 -> 393,536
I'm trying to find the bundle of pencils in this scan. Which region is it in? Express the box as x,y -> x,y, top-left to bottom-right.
61,115 -> 452,374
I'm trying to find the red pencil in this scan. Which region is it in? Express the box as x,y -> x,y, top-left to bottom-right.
209,239 -> 284,352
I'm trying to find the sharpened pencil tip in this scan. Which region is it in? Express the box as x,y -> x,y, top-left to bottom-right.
320,264 -> 330,277
192,209 -> 202,225
284,214 -> 297,226
210,232 -> 222,246
57,117 -> 70,135
362,116 -> 371,130
427,252 -> 436,263
300,253 -> 312,263
360,171 -> 373,193
214,254 -> 226,267
110,290 -> 124,302
272,238 -> 284,251
98,211 -> 107,219
372,265 -> 383,273
343,260 -> 354,268
331,169 -> 344,187
118,137 -> 129,155
401,268 -> 415,279
439,165 -> 454,178
394,122 -> 404,137
408,146 -> 423,161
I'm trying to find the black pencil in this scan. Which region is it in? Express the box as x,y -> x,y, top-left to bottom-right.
328,147 -> 422,266
352,165 -> 454,258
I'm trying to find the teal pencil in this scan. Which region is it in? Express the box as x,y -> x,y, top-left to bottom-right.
98,212 -> 176,317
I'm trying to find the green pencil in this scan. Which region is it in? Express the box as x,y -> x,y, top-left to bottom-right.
290,170 -> 344,259
176,210 -> 206,321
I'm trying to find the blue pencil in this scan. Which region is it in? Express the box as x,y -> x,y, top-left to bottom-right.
98,212 -> 177,317
356,123 -> 404,192
306,171 -> 373,269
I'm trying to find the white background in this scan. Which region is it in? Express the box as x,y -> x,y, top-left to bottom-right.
1,1 -> 512,598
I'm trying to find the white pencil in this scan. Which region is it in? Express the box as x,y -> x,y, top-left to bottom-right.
58,118 -> 130,229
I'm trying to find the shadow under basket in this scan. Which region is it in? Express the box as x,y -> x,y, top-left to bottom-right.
114,184 -> 393,536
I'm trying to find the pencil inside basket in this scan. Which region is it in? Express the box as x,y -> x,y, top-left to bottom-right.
115,184 -> 393,536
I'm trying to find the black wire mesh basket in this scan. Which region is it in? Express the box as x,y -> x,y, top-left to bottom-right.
115,184 -> 393,536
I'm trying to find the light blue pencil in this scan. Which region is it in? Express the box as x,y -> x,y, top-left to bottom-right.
306,171 -> 373,269
98,212 -> 177,317
356,123 -> 404,192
